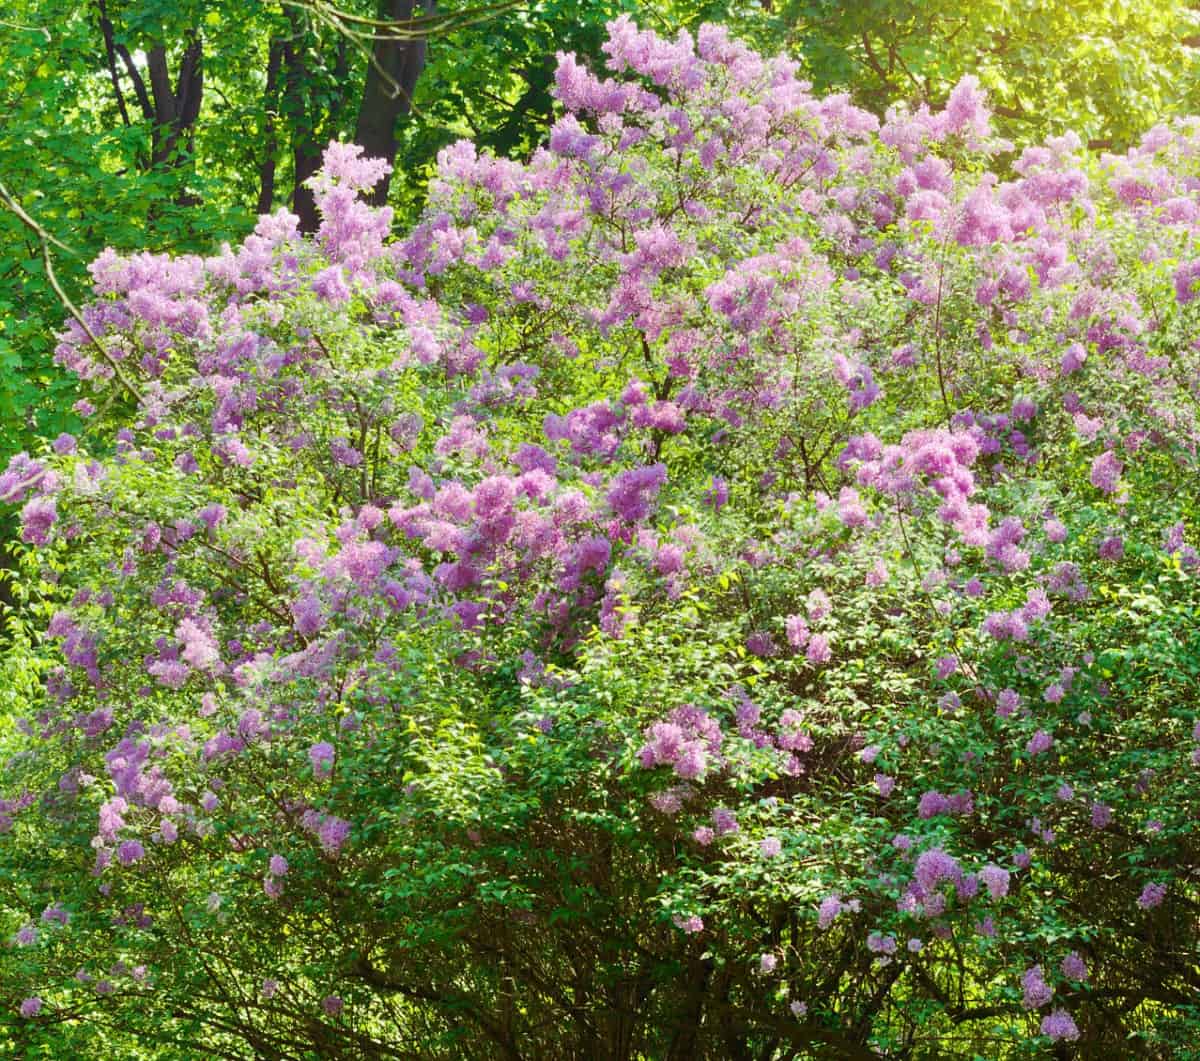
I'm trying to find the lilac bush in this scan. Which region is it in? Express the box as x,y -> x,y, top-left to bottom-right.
3,16 -> 1200,1058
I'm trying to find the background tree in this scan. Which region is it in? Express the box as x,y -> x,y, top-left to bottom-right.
752,0 -> 1200,149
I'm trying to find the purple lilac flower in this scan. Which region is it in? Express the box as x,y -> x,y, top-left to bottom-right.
818,895 -> 845,930
1044,517 -> 1067,542
784,614 -> 809,649
805,633 -> 832,665
995,688 -> 1020,717
317,816 -> 351,855
41,903 -> 69,926
1040,1009 -> 1080,1042
607,464 -> 667,522
1026,730 -> 1053,756
19,997 -> 42,1018
746,631 -> 777,657
19,496 -> 57,545
702,476 -> 728,510
309,741 -> 335,777
1090,450 -> 1122,494
712,807 -> 738,835
806,588 -> 832,620
117,840 -> 145,866
935,656 -> 958,679
1137,882 -> 1167,909
914,848 -> 961,892
1174,259 -> 1200,304
866,932 -> 897,955
979,864 -> 1010,900
1021,965 -> 1053,1009
1061,952 -> 1087,980
1060,343 -> 1086,374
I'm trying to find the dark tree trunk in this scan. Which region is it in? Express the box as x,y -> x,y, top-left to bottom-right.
95,0 -> 132,127
146,34 -> 203,171
353,0 -> 431,206
284,18 -> 352,232
282,20 -> 322,233
110,26 -> 203,207
257,39 -> 286,215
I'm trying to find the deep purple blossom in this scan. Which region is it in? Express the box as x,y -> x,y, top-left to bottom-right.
1040,1009 -> 1080,1042
1061,952 -> 1087,980
1090,451 -> 1123,494
1137,882 -> 1167,909
1021,965 -> 1053,1009
309,742 -> 335,777
117,840 -> 145,866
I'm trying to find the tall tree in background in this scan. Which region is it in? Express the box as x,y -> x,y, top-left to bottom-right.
354,0 -> 431,206
750,0 -> 1200,149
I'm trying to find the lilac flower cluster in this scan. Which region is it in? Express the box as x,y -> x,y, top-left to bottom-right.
3,14 -> 1200,1051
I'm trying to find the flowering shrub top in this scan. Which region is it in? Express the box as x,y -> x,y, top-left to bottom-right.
3,17 -> 1200,1058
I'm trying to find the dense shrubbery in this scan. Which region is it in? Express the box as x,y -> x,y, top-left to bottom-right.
3,17 -> 1200,1058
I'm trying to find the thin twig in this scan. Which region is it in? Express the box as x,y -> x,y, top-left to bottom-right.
0,19 -> 50,37
0,180 -> 140,401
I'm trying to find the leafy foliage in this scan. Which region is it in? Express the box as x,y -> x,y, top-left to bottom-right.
752,0 -> 1200,149
4,12 -> 1200,1061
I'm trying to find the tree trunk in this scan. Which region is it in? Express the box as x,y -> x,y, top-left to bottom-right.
110,24 -> 203,203
95,0 -> 132,127
282,18 -> 322,233
284,20 -> 352,232
353,0 -> 431,206
257,39 -> 285,215
146,34 -> 203,172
